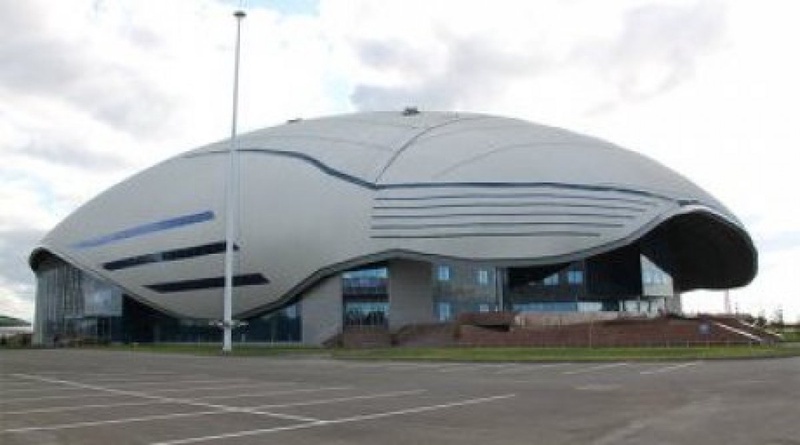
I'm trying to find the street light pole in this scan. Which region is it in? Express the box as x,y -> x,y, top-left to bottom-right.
222,9 -> 246,353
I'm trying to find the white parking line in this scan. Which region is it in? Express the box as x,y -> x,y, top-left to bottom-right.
493,363 -> 565,375
366,362 -> 454,370
193,386 -> 353,400
145,383 -> 297,394
1,400 -> 173,416
438,363 -> 512,373
640,361 -> 700,375
0,381 -> 48,388
563,362 -> 629,375
249,389 -> 426,409
75,375 -> 213,383
150,393 -> 517,445
33,371 -> 182,378
1,392 -> 137,403
104,379 -> 254,388
3,406 -> 321,434
8,374 -> 334,424
3,410 -> 231,433
1,386 -> 86,395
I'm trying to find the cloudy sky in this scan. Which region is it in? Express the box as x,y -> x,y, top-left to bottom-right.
1,0 -> 798,322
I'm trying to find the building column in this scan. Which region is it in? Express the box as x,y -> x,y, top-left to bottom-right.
388,259 -> 434,330
300,275 -> 343,345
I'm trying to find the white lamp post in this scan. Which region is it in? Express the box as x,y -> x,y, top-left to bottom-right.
222,9 -> 246,353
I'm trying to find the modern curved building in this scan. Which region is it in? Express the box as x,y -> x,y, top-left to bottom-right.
30,110 -> 757,345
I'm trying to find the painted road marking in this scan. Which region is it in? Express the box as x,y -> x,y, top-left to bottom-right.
640,361 -> 700,375
493,363 -> 565,375
192,386 -> 353,400
147,382 -> 298,394
563,362 -> 629,375
1,392 -> 139,403
3,407 -> 320,433
438,363 -> 513,373
1,400 -> 174,416
2,379 -> 261,393
68,375 -> 214,383
149,393 -> 517,445
102,379 -> 254,388
6,374 -> 332,426
3,410 -> 240,433
1,386 -> 87,395
574,384 -> 622,391
248,389 -> 426,409
32,371 -> 182,378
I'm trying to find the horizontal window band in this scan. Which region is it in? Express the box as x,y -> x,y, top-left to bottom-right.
103,242 -> 237,271
145,273 -> 269,293
371,221 -> 624,230
373,202 -> 647,212
372,212 -> 636,220
375,192 -> 658,207
371,231 -> 601,239
72,211 -> 215,249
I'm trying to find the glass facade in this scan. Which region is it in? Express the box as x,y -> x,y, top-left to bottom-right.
342,266 -> 389,326
432,262 -> 498,321
34,258 -> 123,345
34,237 -> 681,345
34,256 -> 302,345
435,247 -> 678,321
120,297 -> 301,344
505,263 -> 584,313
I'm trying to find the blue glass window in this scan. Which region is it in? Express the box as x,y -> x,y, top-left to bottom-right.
567,270 -> 584,285
437,265 -> 451,282
543,273 -> 559,286
477,269 -> 490,285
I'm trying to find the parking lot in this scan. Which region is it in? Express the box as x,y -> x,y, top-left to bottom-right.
1,349 -> 798,444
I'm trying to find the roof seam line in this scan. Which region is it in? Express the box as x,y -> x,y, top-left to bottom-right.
372,115 -> 491,183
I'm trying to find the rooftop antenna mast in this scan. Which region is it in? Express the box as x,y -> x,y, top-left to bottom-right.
222,8 -> 246,353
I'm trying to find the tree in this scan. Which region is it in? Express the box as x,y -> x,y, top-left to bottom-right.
771,306 -> 784,328
754,310 -> 767,327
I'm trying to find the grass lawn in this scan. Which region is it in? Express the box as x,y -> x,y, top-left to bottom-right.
90,343 -> 800,361
101,343 -> 327,356
332,345 -> 800,362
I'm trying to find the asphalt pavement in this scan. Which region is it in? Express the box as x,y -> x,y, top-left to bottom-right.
1,349 -> 798,444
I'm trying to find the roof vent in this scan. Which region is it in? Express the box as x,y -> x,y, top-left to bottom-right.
402,107 -> 420,116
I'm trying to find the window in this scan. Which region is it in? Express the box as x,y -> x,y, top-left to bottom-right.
437,265 -> 451,281
477,269 -> 490,285
543,273 -> 559,286
344,302 -> 388,326
567,270 -> 583,285
342,267 -> 388,296
437,302 -> 452,321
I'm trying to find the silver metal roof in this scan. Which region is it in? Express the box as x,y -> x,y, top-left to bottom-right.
32,111 -> 757,319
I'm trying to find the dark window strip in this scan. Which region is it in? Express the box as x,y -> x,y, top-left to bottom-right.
371,221 -> 624,230
146,273 -> 269,294
371,212 -> 635,220
72,211 -> 214,249
103,242 -> 236,271
373,202 -> 647,212
371,231 -> 601,239
375,192 -> 657,207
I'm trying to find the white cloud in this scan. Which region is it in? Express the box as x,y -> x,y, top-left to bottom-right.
1,0 -> 798,322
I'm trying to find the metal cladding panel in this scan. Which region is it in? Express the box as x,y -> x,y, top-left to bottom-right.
368,185 -> 679,262
32,111 -> 757,319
